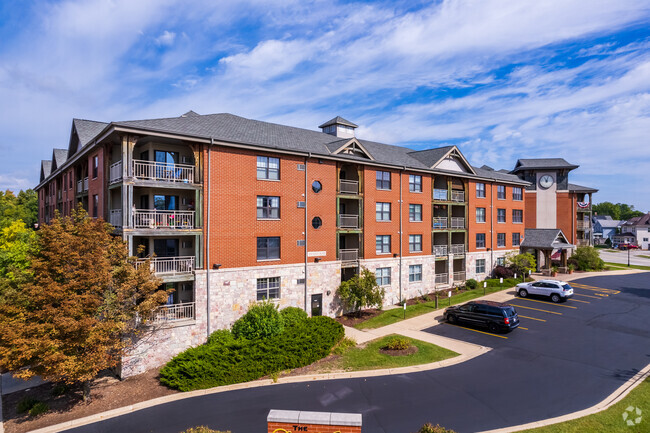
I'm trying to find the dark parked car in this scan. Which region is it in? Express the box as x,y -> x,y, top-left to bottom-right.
444,300 -> 519,333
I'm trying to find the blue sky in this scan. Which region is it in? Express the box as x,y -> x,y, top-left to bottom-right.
1,0 -> 649,211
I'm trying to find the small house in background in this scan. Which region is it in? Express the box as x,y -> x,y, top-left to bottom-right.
592,215 -> 622,245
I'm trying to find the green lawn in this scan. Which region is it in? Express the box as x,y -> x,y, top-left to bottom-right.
519,377 -> 649,432
355,283 -> 517,330
637,255 -> 650,259
336,335 -> 458,371
605,262 -> 650,271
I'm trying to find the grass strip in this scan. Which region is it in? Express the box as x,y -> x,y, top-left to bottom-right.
337,335 -> 458,371
519,377 -> 649,432
355,284 -> 516,330
605,262 -> 650,271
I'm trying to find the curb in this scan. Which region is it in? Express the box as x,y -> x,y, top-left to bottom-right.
478,362 -> 650,432
28,346 -> 490,433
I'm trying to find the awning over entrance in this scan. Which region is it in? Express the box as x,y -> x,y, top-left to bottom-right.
520,229 -> 575,273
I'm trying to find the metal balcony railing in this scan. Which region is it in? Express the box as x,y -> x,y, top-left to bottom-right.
133,209 -> 195,229
83,177 -> 89,192
451,217 -> 465,229
339,249 -> 359,267
135,256 -> 195,275
450,244 -> 465,254
435,273 -> 449,284
576,221 -> 590,230
433,217 -> 448,230
132,160 -> 195,183
433,189 -> 448,201
576,239 -> 590,246
151,302 -> 195,324
110,161 -> 123,184
339,179 -> 359,195
109,209 -> 122,227
76,180 -> 82,194
451,190 -> 465,202
453,271 -> 466,281
338,214 -> 359,229
434,245 -> 448,256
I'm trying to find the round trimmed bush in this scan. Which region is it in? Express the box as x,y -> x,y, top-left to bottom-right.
280,306 -> 308,327
232,301 -> 284,340
207,329 -> 236,346
465,279 -> 478,290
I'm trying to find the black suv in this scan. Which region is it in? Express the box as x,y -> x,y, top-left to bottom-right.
444,300 -> 519,333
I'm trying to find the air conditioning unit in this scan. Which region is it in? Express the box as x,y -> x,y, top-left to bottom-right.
297,164 -> 306,171
297,201 -> 306,208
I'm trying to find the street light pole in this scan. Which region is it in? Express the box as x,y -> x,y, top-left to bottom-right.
628,246 -> 630,267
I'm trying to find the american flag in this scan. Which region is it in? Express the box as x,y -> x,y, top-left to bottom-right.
577,202 -> 590,208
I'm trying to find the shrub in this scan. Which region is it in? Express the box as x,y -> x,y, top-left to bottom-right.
207,329 -> 236,346
384,337 -> 410,351
160,316 -> 344,391
336,267 -> 385,316
465,279 -> 478,290
181,427 -> 231,433
28,402 -> 49,417
492,265 -> 514,279
52,383 -> 69,396
231,301 -> 284,340
17,397 -> 39,413
417,423 -> 457,433
571,246 -> 605,271
506,252 -> 536,276
332,337 -> 357,355
280,306 -> 308,327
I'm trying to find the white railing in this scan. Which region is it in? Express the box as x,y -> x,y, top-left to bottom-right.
450,244 -> 465,254
433,217 -> 448,230
339,214 -> 359,228
451,217 -> 465,229
83,177 -> 89,192
151,302 -> 195,324
339,249 -> 359,267
132,160 -> 194,183
109,209 -> 122,227
577,221 -> 589,230
433,189 -> 448,200
76,180 -> 82,194
451,190 -> 465,202
453,271 -> 466,281
136,256 -> 195,275
435,273 -> 449,284
133,210 -> 195,229
110,161 -> 123,184
339,179 -> 359,195
434,245 -> 448,256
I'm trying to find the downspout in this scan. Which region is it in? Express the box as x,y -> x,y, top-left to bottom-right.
206,140 -> 212,337
304,153 -> 311,314
399,167 -> 405,303
490,182 -> 494,273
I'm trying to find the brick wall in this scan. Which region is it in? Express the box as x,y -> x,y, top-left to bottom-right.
556,192 -> 576,244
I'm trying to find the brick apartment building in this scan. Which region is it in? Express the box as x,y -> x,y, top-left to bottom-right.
35,111 -> 596,375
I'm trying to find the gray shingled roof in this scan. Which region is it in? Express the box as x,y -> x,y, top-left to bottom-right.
513,158 -> 579,172
407,146 -> 454,168
568,183 -> 598,193
318,116 -> 358,129
521,228 -> 574,249
73,119 -> 109,146
623,213 -> 650,226
40,160 -> 52,180
473,165 -> 524,183
596,219 -> 622,228
52,148 -> 67,169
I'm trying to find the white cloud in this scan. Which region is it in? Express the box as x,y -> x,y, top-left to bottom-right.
156,30 -> 177,46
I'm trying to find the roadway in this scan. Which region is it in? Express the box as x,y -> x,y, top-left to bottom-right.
65,272 -> 650,433
599,249 -> 650,267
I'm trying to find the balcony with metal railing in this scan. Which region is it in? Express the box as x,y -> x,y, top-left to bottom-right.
150,302 -> 195,324
576,239 -> 590,246
450,244 -> 465,254
451,190 -> 465,202
338,214 -> 359,229
453,271 -> 466,281
110,209 -> 122,227
76,180 -> 82,194
135,256 -> 195,276
576,220 -> 590,230
83,177 -> 89,192
133,209 -> 195,229
433,217 -> 448,230
434,245 -> 448,256
339,249 -> 359,268
110,161 -> 123,184
450,217 -> 465,229
132,160 -> 195,183
339,179 -> 359,195
435,273 -> 449,284
433,189 -> 448,201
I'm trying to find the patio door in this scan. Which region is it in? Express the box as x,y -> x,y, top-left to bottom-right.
154,239 -> 179,257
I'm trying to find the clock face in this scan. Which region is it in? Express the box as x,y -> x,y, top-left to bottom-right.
539,175 -> 554,189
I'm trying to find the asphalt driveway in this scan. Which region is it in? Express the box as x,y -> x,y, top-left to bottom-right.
65,272 -> 650,433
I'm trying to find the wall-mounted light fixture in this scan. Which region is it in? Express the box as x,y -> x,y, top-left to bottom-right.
314,257 -> 321,263
213,263 -> 222,270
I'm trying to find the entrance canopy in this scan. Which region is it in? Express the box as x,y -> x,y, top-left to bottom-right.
521,229 -> 575,273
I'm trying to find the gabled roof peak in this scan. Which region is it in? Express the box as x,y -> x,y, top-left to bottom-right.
318,116 -> 358,129
181,110 -> 200,117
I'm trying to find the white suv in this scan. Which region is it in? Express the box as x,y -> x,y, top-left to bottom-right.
516,279 -> 574,303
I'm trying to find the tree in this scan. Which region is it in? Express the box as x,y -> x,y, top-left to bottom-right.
570,246 -> 604,271
593,202 -> 645,221
0,220 -> 37,305
336,267 -> 385,316
506,252 -> 536,276
0,207 -> 168,400
0,189 -> 38,229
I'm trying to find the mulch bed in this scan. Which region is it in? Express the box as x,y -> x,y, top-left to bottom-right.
335,308 -> 384,327
379,346 -> 419,356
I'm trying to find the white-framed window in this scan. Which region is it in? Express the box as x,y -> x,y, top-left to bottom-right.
496,257 -> 506,266
513,209 -> 523,223
409,234 -> 422,252
497,209 -> 506,223
376,267 -> 391,286
513,187 -> 523,201
409,264 -> 422,282
476,183 -> 486,198
376,235 -> 391,254
376,202 -> 391,221
409,204 -> 422,222
257,237 -> 280,260
409,175 -> 422,192
476,233 -> 486,249
476,207 -> 486,223
376,171 -> 391,190
497,233 -> 506,247
513,233 -> 521,246
476,259 -> 486,274
257,196 -> 280,219
257,156 -> 280,180
497,185 -> 506,199
257,277 -> 280,301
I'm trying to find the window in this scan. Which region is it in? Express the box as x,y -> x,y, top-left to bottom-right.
93,194 -> 98,218
513,209 -> 523,223
409,175 -> 422,192
476,259 -> 486,274
154,195 -> 179,210
409,264 -> 422,282
476,207 -> 486,223
312,181 -> 322,193
476,183 -> 486,198
92,155 -> 98,179
409,234 -> 422,252
312,216 -> 322,229
512,233 -> 521,246
513,187 -> 523,201
257,277 -> 280,300
69,173 -> 73,189
257,156 -> 280,180
376,202 -> 391,221
376,235 -> 391,254
376,267 -> 391,286
409,204 -> 422,222
257,237 -> 280,260
496,257 -> 505,266
257,196 -> 280,219
376,171 -> 391,190
497,233 -> 506,247
476,233 -> 486,248
497,208 -> 506,223
497,185 -> 506,199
